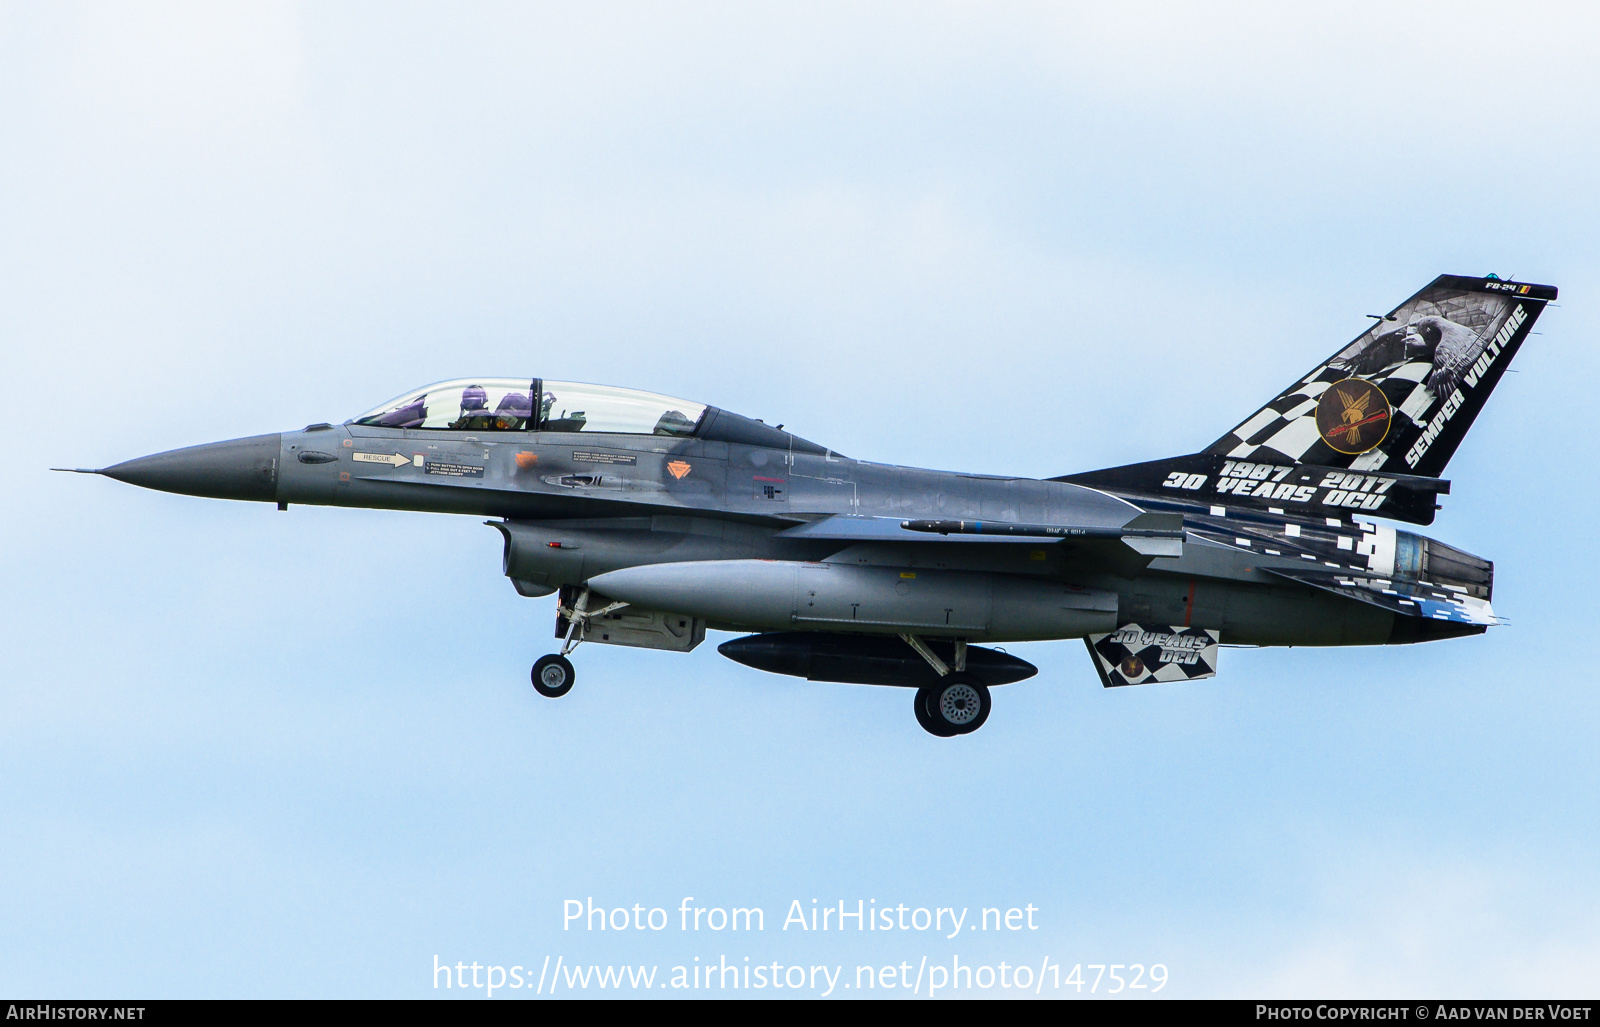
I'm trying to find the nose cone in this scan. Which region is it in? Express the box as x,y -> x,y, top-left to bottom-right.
101,433 -> 282,502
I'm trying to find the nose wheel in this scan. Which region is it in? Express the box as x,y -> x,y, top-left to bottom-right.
532,653 -> 575,698
531,587 -> 631,699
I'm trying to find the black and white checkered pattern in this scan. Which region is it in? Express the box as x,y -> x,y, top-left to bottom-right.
1087,625 -> 1219,687
1205,286 -> 1515,473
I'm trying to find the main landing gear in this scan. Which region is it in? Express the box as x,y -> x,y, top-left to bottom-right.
531,587 -> 629,699
901,634 -> 992,737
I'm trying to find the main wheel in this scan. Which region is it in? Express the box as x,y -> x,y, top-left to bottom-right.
914,685 -> 959,737
532,654 -> 575,698
922,672 -> 991,735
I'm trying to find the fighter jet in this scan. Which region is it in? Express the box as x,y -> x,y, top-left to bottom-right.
64,274 -> 1553,736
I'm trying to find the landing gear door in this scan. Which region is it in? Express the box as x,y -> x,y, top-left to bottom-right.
1085,625 -> 1219,687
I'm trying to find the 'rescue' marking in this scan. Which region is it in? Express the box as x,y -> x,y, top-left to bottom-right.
353,452 -> 410,468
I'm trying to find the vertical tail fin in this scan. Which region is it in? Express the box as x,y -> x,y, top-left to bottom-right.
1058,275 -> 1555,525
1206,274 -> 1555,477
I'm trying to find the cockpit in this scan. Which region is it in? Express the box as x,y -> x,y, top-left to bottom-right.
351,379 -> 707,437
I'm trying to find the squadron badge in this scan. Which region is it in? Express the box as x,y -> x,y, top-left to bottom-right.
1315,378 -> 1392,455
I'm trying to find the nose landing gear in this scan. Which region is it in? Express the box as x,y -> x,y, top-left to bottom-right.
532,653 -> 575,697
530,587 -> 628,699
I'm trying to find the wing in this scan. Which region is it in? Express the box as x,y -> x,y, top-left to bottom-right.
778,513 -> 1181,549
775,513 -> 1186,572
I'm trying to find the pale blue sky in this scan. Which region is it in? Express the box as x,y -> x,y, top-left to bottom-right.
3,1 -> 1597,998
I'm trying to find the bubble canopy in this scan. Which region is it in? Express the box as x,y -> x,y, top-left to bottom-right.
351,379 -> 707,437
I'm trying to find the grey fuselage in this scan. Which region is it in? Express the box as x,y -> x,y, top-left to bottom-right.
178,411 -> 1482,649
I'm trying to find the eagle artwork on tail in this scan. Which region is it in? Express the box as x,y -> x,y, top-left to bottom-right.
1332,314 -> 1485,399
1411,315 -> 1486,397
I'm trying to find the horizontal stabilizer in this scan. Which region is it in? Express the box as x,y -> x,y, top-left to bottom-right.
1086,625 -> 1219,687
1260,567 -> 1498,627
